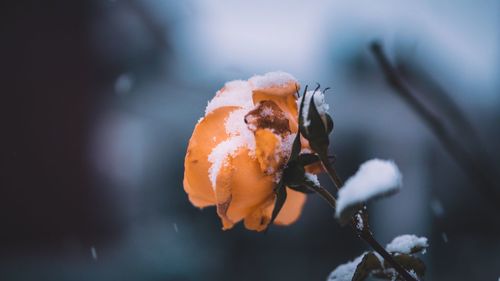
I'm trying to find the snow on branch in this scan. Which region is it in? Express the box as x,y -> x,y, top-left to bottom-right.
386,234 -> 429,255
249,71 -> 297,89
335,159 -> 402,224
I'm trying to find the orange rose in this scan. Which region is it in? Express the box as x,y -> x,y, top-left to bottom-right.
183,72 -> 315,231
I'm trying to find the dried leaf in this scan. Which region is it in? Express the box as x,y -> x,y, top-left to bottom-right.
390,254 -> 426,278
352,252 -> 384,281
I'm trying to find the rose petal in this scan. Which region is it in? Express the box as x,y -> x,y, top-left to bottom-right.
183,178 -> 214,207
243,196 -> 274,231
184,106 -> 237,207
254,129 -> 283,175
184,73 -> 311,231
221,148 -> 276,227
244,187 -> 307,231
274,187 -> 307,225
214,159 -> 235,230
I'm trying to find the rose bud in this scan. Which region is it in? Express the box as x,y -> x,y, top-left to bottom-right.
298,89 -> 334,158
184,72 -> 318,231
300,89 -> 333,135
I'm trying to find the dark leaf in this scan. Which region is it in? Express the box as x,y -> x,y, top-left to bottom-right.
302,178 -> 322,193
297,153 -> 320,166
282,162 -> 316,194
371,271 -> 397,280
289,130 -> 302,162
282,160 -> 305,187
269,180 -> 287,227
352,252 -> 384,281
337,203 -> 364,226
287,184 -> 314,194
307,91 -> 330,149
407,243 -> 428,255
391,254 -> 426,278
373,254 -> 425,281
302,179 -> 342,212
325,113 -> 334,134
298,85 -> 309,139
298,85 -> 308,125
369,254 -> 425,280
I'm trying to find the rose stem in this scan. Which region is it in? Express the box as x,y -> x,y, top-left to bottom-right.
306,183 -> 337,209
319,154 -> 343,189
370,41 -> 500,211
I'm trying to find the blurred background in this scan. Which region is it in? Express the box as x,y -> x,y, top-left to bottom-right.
2,0 -> 499,280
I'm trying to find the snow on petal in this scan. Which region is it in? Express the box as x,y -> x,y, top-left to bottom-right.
206,72 -> 302,191
205,80 -> 254,115
386,234 -> 429,254
225,108 -> 256,152
207,136 -> 246,190
335,159 -> 402,219
249,71 -> 297,90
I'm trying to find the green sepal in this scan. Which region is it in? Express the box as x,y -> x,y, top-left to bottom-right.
325,113 -> 334,134
297,153 -> 320,166
289,129 -> 302,162
282,159 -> 306,188
305,91 -> 330,154
269,179 -> 287,227
287,184 -> 315,194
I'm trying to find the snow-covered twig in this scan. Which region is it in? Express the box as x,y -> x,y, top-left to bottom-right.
386,235 -> 428,255
335,159 -> 402,223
